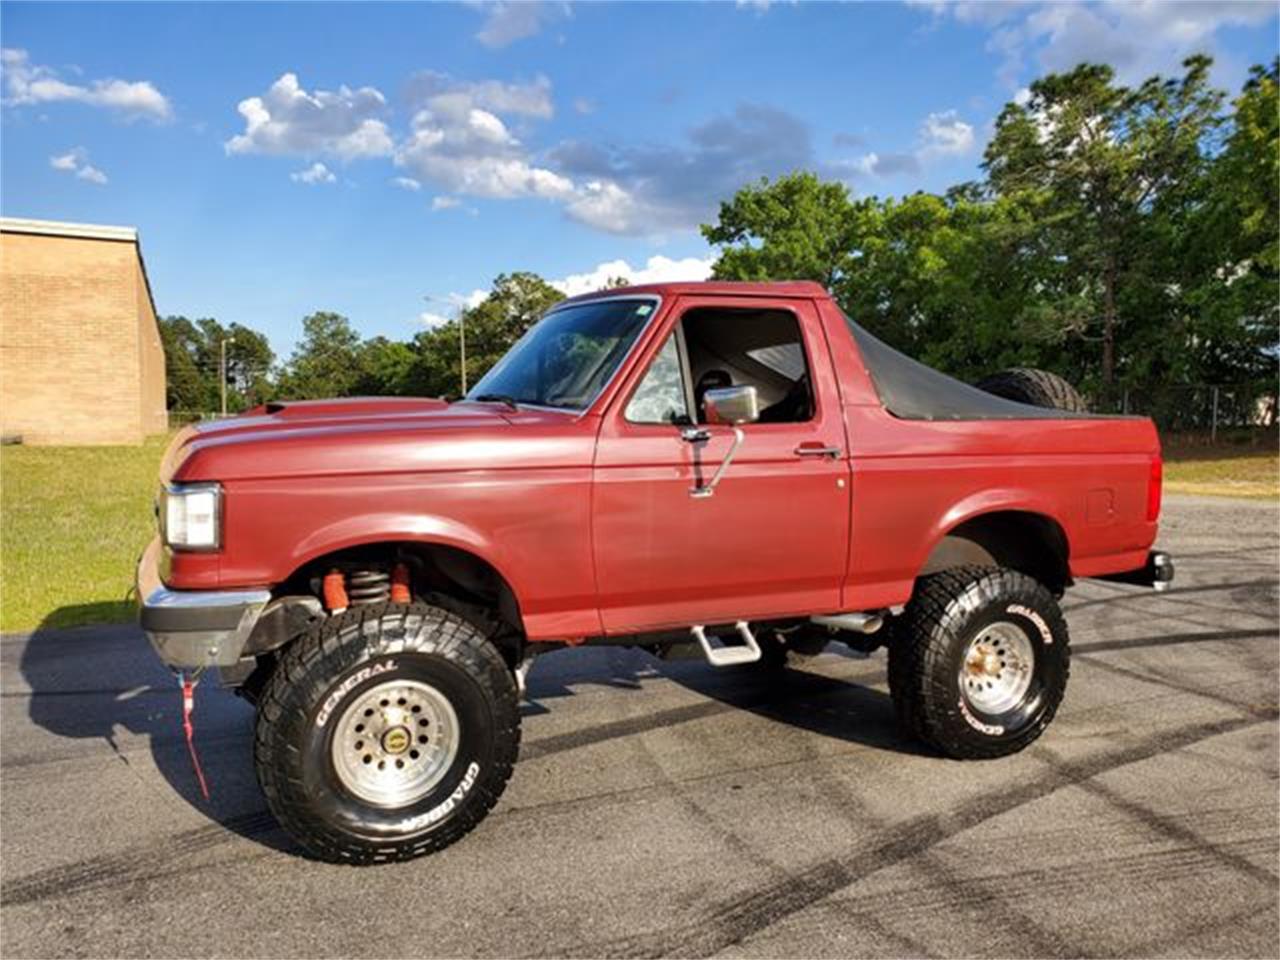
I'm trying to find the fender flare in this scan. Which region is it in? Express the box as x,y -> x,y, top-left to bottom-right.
282,512 -> 525,613
914,489 -> 1073,583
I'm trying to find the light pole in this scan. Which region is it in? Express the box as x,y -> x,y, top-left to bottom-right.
220,336 -> 235,417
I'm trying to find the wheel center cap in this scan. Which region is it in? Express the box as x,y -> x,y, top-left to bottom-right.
966,647 -> 1002,678
381,726 -> 411,755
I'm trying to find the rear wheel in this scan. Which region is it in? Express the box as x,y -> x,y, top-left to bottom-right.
975,368 -> 1087,413
888,567 -> 1070,759
254,602 -> 520,863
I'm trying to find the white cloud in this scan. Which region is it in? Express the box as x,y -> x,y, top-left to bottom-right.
550,254 -> 716,298
76,164 -> 108,185
472,1 -> 568,48
225,72 -> 393,159
735,0 -> 797,13
849,151 -> 924,177
49,147 -> 107,185
392,176 -> 421,191
841,107 -> 973,181
407,72 -> 553,120
454,289 -> 489,309
573,97 -> 595,115
920,109 -> 975,155
564,181 -> 642,234
395,82 -> 574,201
918,0 -> 1276,88
431,195 -> 461,210
290,161 -> 336,185
418,311 -> 452,329
2,48 -> 171,121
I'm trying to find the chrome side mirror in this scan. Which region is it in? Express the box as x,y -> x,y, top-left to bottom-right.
703,385 -> 760,425
688,385 -> 758,499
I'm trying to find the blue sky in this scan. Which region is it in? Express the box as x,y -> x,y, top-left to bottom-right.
3,1 -> 1276,357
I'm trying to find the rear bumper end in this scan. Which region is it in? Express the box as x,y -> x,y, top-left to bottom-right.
1095,550 -> 1175,592
136,538 -> 271,669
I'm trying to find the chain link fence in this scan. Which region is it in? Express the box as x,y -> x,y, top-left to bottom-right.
168,410 -> 242,426
1093,382 -> 1277,441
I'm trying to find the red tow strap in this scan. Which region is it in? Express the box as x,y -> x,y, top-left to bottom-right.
180,672 -> 210,801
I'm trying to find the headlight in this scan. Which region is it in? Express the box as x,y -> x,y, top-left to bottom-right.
161,482 -> 222,551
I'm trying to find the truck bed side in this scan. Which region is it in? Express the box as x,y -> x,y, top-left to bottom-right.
816,297 -> 1161,610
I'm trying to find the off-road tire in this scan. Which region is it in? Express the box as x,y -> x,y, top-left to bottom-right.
888,566 -> 1070,759
975,368 -> 1088,413
254,601 -> 520,864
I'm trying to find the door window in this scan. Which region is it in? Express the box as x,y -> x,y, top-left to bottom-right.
681,307 -> 815,424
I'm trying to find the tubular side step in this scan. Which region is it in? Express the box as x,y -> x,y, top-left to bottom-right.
691,622 -> 762,667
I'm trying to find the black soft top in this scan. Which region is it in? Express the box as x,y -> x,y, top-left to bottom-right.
844,315 -> 1105,421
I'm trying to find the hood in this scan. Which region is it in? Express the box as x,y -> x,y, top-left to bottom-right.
164,396 -> 590,483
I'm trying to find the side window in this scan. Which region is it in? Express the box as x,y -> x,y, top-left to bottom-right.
625,333 -> 690,424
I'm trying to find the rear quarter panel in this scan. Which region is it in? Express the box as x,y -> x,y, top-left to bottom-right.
842,403 -> 1160,609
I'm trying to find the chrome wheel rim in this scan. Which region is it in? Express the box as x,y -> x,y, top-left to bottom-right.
329,678 -> 459,807
959,621 -> 1035,715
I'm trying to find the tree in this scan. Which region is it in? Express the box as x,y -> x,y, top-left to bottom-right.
702,57 -> 1271,399
159,316 -> 213,412
354,336 -> 416,395
199,319 -> 274,409
406,272 -> 564,397
279,312 -> 364,399
1180,60 -> 1279,389
984,56 -> 1225,387
701,172 -> 861,289
159,315 -> 275,413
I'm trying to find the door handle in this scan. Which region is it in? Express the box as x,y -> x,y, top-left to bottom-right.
794,444 -> 842,459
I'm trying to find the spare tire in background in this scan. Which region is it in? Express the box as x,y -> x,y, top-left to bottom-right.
974,368 -> 1088,413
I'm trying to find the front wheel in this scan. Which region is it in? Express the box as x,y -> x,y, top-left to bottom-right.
254,602 -> 520,864
888,567 -> 1070,759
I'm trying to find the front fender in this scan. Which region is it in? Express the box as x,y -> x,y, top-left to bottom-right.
285,512 -> 511,586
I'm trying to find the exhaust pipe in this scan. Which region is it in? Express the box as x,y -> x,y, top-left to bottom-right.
810,611 -> 884,634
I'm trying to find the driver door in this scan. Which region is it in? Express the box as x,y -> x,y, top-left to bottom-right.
591,294 -> 851,634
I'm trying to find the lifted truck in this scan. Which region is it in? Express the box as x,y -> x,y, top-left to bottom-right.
137,281 -> 1173,863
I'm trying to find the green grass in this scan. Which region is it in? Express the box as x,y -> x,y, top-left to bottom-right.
1164,448 -> 1278,500
1,434 -> 169,632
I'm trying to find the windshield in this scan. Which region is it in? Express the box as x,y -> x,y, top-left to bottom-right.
465,298 -> 657,410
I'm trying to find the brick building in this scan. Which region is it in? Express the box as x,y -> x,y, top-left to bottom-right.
0,217 -> 167,445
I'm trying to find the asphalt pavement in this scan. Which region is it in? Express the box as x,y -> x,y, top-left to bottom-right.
2,494 -> 1277,959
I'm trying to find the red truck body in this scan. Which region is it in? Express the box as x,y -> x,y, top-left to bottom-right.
139,279 -> 1172,863
158,281 -> 1159,641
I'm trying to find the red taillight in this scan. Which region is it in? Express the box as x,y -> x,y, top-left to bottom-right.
1146,454 -> 1163,522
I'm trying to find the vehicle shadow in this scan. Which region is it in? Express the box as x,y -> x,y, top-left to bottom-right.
16,605 -> 297,855
17,607 -> 923,863
523,643 -> 932,758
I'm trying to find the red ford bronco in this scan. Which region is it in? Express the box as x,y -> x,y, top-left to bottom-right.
137,281 -> 1172,863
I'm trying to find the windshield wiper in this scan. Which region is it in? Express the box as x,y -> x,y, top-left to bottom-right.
469,393 -> 522,411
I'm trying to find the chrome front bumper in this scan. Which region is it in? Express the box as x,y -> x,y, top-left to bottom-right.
136,538 -> 271,668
